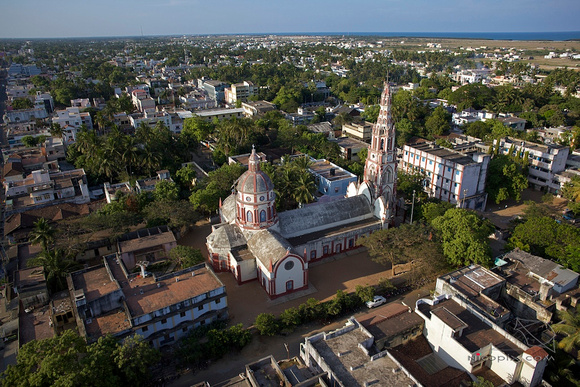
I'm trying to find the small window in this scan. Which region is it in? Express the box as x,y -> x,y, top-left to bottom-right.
161,318 -> 167,324
334,187 -> 339,193
198,305 -> 203,311
456,171 -> 460,175
284,261 -> 295,271
448,167 -> 452,172
416,155 -> 419,159
421,157 -> 425,162
180,311 -> 186,318
429,160 -> 433,165
310,250 -> 317,259
142,326 -> 149,332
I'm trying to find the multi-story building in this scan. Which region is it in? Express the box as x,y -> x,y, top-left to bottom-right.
52,107 -> 93,130
131,89 -> 156,112
194,107 -> 244,122
241,100 -> 276,117
493,136 -> 569,193
309,159 -> 357,197
341,121 -> 373,142
225,81 -> 255,105
416,294 -> 549,387
179,90 -> 217,110
3,169 -> 90,215
400,141 -> 490,210
68,257 -> 227,348
199,79 -> 228,103
300,317 -> 419,386
129,110 -> 172,130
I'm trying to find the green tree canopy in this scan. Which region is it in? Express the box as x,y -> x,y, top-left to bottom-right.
431,208 -> 494,267
1,331 -> 159,387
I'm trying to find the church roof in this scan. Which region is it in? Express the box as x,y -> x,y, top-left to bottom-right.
221,195 -> 236,223
207,223 -> 247,250
278,195 -> 373,239
247,230 -> 293,267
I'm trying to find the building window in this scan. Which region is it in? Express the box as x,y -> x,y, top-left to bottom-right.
180,311 -> 186,318
348,239 -> 354,248
161,318 -> 167,324
448,167 -> 452,172
323,245 -> 329,255
429,160 -> 433,165
284,261 -> 294,271
260,210 -> 266,222
421,157 -> 425,162
198,305 -> 203,311
335,187 -> 339,193
286,280 -> 294,291
142,326 -> 149,332
310,250 -> 317,259
246,211 -> 252,223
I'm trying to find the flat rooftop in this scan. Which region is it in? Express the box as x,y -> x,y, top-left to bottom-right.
310,323 -> 415,386
105,256 -> 224,318
390,335 -> 470,387
71,266 -> 120,303
85,309 -> 131,340
359,302 -> 423,344
310,160 -> 356,181
407,142 -> 477,166
118,230 -> 176,254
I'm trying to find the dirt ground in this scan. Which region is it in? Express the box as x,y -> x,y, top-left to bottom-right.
478,189 -> 568,230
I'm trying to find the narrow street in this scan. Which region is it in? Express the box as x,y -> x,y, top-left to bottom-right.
170,280 -> 434,387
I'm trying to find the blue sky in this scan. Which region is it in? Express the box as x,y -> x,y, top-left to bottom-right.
1,0 -> 579,38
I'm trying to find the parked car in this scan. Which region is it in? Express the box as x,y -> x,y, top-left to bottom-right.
366,295 -> 387,308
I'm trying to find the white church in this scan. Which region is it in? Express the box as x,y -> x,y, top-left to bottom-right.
206,82 -> 398,298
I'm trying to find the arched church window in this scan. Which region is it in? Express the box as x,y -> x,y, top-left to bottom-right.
386,167 -> 392,183
246,211 -> 253,223
260,210 -> 266,222
380,139 -> 384,150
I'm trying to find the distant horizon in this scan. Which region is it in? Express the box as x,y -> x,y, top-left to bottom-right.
1,31 -> 580,42
1,0 -> 579,40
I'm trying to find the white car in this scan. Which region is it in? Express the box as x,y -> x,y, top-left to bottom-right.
366,296 -> 387,308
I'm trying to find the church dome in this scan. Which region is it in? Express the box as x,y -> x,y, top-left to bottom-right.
234,147 -> 278,230
237,170 -> 274,194
236,147 -> 274,195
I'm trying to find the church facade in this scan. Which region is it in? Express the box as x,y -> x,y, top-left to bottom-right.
206,82 -> 397,299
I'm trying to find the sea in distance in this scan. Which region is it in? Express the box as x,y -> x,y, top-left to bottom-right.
273,31 -> 580,41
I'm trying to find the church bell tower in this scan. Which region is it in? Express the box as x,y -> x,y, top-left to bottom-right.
363,82 -> 397,219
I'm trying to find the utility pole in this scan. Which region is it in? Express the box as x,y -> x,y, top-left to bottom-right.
410,189 -> 415,224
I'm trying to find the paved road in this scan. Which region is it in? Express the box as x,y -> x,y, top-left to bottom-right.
169,281 -> 434,387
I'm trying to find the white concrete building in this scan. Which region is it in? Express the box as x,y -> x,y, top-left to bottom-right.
416,294 -> 549,387
400,141 -> 490,210
225,81 -> 255,105
69,257 -> 227,348
493,137 -> 569,193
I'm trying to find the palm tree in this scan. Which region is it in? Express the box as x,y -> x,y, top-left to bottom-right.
29,218 -> 56,251
27,249 -> 79,293
292,171 -> 316,207
553,306 -> 580,358
121,136 -> 140,176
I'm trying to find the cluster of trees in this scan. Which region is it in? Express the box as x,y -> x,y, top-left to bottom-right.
1,331 -> 159,387
168,245 -> 205,269
67,122 -> 189,184
27,218 -> 80,293
261,156 -> 317,211
486,141 -> 530,204
189,163 -> 246,215
255,289 -> 372,336
507,202 -> 580,272
358,223 -> 449,280
176,322 -> 251,369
